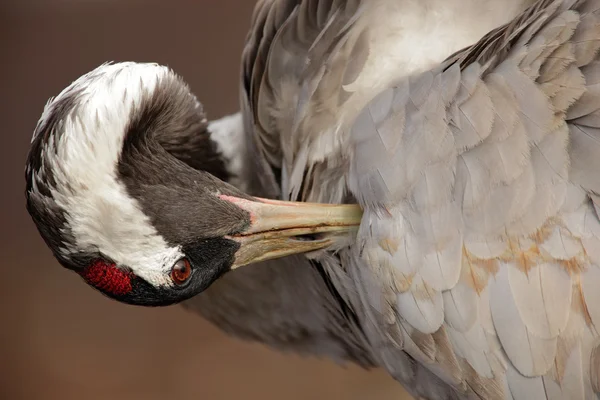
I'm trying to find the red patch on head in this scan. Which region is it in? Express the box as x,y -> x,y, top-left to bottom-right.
81,260 -> 133,296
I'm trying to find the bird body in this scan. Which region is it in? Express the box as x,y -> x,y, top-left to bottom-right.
24,0 -> 600,399
244,0 -> 535,201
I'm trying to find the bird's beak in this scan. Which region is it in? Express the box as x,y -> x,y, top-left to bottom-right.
221,196 -> 363,268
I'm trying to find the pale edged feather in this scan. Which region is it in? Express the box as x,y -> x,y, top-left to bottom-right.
490,263 -> 558,376
455,89 -> 530,215
542,338 -> 585,399
568,124 -> 600,197
542,63 -> 586,112
579,264 -> 600,332
411,208 -> 463,292
519,10 -> 580,79
460,157 -> 536,237
505,363 -> 548,400
567,60 -> 600,119
581,201 -> 600,265
461,357 -> 511,400
539,224 -> 586,259
538,42 -> 577,83
476,286 -> 498,336
505,123 -> 571,237
448,63 -> 495,152
443,279 -> 479,333
570,8 -> 600,67
429,326 -> 466,388
508,262 -> 572,339
396,276 -> 445,334
464,237 -> 510,260
446,323 -> 494,378
493,58 -> 557,144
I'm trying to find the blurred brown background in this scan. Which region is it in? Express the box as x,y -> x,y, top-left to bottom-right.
0,1 -> 411,399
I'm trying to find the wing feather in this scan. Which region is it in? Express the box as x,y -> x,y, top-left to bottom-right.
396,277 -> 445,334
344,0 -> 600,398
242,0 -> 600,398
490,263 -> 558,376
508,262 -> 572,339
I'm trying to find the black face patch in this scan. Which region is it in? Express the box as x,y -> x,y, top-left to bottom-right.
86,238 -> 240,307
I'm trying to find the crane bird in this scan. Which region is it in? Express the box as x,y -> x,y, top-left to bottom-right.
24,0 -> 600,398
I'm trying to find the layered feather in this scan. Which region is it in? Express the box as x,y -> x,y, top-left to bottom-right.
345,0 -> 600,398
240,0 -> 600,399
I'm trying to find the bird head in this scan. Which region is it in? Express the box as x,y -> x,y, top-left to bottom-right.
25,62 -> 362,307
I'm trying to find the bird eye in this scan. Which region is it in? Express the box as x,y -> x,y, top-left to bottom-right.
170,258 -> 192,285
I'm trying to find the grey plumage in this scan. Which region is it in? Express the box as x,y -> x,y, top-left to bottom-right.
193,0 -> 600,398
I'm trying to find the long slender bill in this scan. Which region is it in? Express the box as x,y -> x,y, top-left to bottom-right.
220,196 -> 363,268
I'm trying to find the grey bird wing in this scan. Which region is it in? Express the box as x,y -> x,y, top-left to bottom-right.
240,0 -> 367,202
347,0 -> 600,398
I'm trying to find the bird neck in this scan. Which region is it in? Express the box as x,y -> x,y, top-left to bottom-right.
182,113 -> 375,367
183,254 -> 375,367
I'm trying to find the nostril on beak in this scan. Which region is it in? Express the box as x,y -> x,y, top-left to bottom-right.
292,233 -> 326,241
